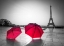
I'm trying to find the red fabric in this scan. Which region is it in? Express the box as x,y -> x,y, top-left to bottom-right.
25,23 -> 44,38
7,27 -> 22,39
25,23 -> 35,33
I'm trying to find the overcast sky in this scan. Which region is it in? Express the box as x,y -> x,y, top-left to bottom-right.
0,0 -> 64,26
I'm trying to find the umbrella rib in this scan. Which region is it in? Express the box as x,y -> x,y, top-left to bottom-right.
37,27 -> 42,37
26,25 -> 35,33
12,27 -> 15,39
32,25 -> 36,38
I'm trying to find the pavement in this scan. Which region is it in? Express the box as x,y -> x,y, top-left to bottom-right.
0,27 -> 64,46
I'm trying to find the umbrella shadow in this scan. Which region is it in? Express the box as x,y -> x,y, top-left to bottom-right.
26,39 -> 44,46
6,39 -> 15,46
6,39 -> 24,46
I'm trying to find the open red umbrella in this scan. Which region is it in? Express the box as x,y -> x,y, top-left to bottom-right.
25,23 -> 44,39
6,26 -> 22,39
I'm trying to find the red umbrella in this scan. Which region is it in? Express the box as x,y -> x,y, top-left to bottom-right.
6,26 -> 22,39
25,23 -> 44,39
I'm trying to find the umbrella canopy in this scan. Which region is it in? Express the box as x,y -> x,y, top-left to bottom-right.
7,27 -> 22,39
25,23 -> 44,39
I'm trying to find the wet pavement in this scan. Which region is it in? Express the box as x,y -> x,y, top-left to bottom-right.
0,27 -> 64,46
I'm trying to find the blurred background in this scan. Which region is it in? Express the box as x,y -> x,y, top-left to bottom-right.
0,0 -> 64,26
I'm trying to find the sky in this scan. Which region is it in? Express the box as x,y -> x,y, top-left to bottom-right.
0,0 -> 64,26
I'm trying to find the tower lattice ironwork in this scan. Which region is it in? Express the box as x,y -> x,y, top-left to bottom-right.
47,5 -> 55,27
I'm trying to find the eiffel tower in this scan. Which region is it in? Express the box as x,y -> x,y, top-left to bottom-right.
47,5 -> 55,28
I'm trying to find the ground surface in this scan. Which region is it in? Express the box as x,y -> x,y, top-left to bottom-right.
0,27 -> 64,46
